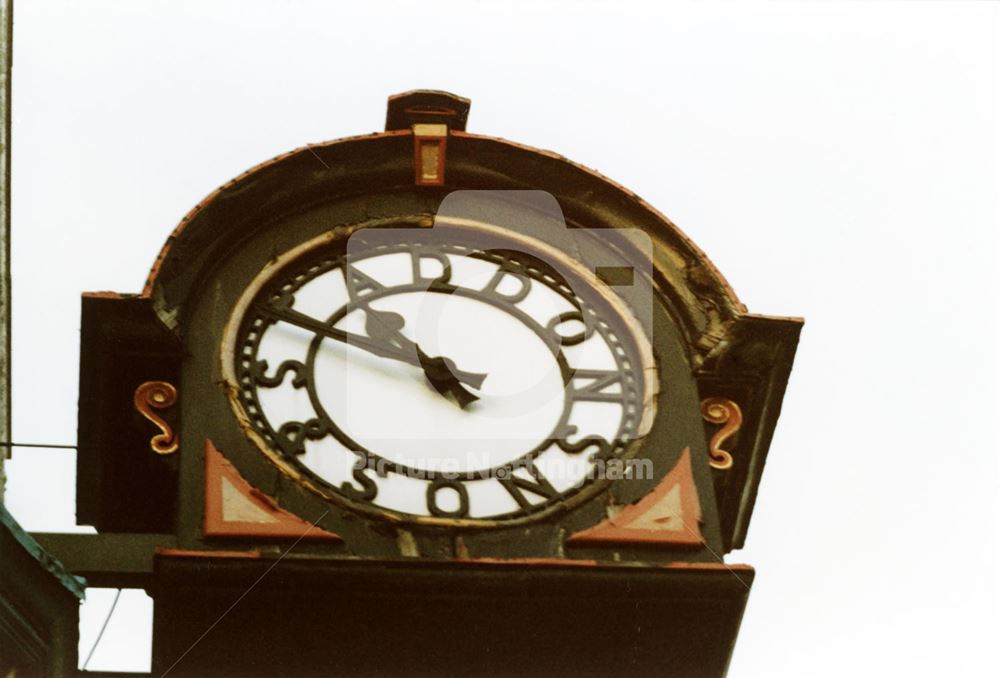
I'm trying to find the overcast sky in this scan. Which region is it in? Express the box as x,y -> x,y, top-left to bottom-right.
5,1 -> 999,675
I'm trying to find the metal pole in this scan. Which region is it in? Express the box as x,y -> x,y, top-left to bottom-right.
0,0 -> 11,500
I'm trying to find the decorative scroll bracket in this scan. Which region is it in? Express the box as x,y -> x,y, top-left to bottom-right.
134,381 -> 178,455
701,397 -> 742,470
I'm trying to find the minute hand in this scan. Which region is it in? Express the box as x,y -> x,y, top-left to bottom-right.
254,303 -> 487,390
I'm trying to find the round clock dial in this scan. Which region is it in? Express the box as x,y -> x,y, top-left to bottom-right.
223,221 -> 656,524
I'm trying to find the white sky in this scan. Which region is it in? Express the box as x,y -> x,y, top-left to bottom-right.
5,1 -> 999,676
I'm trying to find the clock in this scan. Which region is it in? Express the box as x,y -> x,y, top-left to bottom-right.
221,218 -> 657,525
77,89 -> 799,572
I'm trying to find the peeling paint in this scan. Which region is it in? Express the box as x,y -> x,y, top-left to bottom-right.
396,529 -> 419,557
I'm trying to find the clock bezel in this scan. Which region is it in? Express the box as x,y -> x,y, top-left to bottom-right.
220,216 -> 660,528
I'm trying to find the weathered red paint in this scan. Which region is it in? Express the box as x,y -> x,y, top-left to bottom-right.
661,562 -> 754,573
138,128 -> 744,320
81,290 -> 139,300
452,557 -> 600,568
140,130 -> 411,298
155,547 -> 261,560
566,447 -> 703,547
203,439 -> 341,542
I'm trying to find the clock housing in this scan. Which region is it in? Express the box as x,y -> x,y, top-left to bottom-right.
76,91 -> 801,561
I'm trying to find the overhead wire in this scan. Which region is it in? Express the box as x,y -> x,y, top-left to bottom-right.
81,588 -> 123,671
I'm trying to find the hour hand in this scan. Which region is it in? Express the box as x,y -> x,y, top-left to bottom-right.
417,348 -> 483,409
361,307 -> 486,407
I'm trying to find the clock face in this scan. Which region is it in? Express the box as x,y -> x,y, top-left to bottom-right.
222,222 -> 656,525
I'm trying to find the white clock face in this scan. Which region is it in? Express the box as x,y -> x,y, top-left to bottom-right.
223,224 -> 656,523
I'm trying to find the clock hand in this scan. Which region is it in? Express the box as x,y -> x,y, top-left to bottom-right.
254,303 -> 488,392
339,264 -> 485,407
415,347 -> 482,409
358,307 -> 485,408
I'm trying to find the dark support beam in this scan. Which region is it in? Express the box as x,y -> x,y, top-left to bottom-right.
31,533 -> 176,588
